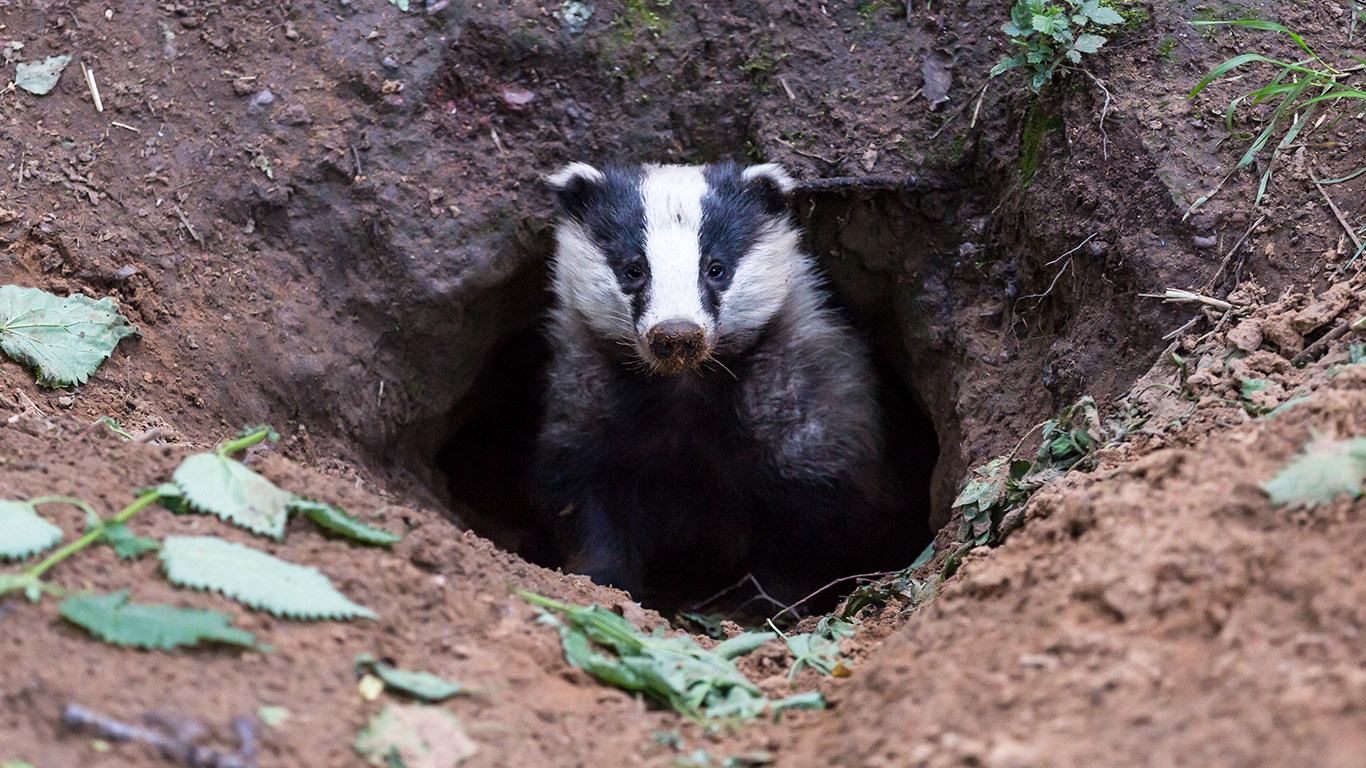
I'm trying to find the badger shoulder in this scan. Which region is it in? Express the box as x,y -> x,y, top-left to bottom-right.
738,281 -> 884,481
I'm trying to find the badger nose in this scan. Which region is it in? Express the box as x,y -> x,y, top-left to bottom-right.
646,320 -> 707,365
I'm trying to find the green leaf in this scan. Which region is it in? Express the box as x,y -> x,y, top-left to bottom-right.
784,632 -> 844,679
172,453 -> 293,538
59,590 -> 257,650
355,654 -> 468,702
712,632 -> 776,661
0,285 -> 137,387
160,535 -> 378,620
1073,33 -> 1107,53
0,500 -> 63,560
1261,435 -> 1366,509
520,590 -> 775,722
1240,378 -> 1272,398
290,499 -> 402,545
990,55 -> 1025,77
14,54 -> 72,96
150,483 -> 190,515
1032,13 -> 1057,35
1084,5 -> 1125,25
386,0 -> 411,10
769,691 -> 826,714
92,520 -> 159,559
0,572 -> 41,599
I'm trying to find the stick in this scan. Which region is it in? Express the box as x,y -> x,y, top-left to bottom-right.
81,62 -> 104,113
111,121 -> 140,133
1138,288 -> 1233,312
778,74 -> 796,102
1076,68 -> 1111,161
770,568 -> 904,623
1203,213 -> 1266,290
1161,314 -> 1202,341
1017,258 -> 1072,307
1290,320 -> 1356,365
173,204 -> 204,248
1311,169 -> 1363,252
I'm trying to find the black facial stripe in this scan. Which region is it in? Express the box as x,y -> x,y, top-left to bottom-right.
574,166 -> 650,321
700,162 -> 769,319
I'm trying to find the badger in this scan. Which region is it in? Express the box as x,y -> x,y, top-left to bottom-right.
532,161 -> 907,606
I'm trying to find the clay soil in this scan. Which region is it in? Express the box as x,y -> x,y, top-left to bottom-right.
3,0 -> 1366,766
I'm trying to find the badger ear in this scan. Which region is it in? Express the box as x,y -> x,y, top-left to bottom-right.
547,162 -> 605,222
741,163 -> 795,215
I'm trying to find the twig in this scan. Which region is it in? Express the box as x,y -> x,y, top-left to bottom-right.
111,121 -> 140,133
172,204 -> 204,248
1017,258 -> 1072,307
80,61 -> 104,113
351,145 -> 363,177
1310,169 -> 1363,253
1046,233 -> 1097,266
930,85 -> 987,140
173,177 -> 204,190
688,573 -> 788,614
1161,314 -> 1203,341
1290,320 -> 1356,365
1203,214 -> 1266,291
1074,68 -> 1111,161
969,81 -> 991,129
778,74 -> 796,102
62,704 -> 257,768
490,127 -> 506,156
770,568 -> 904,623
1138,288 -> 1233,312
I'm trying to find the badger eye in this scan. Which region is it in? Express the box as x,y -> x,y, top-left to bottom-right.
624,264 -> 644,281
706,263 -> 726,280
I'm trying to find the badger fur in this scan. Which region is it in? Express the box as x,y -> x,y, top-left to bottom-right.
533,161 -> 906,604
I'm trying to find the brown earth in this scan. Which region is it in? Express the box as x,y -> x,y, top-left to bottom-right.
3,0 -> 1366,765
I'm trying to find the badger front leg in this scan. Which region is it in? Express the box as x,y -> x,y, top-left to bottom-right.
557,496 -> 645,596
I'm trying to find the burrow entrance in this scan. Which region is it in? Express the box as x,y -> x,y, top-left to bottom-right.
431,178 -> 990,614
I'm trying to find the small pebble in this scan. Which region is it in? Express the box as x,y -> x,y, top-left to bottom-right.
1192,234 -> 1217,249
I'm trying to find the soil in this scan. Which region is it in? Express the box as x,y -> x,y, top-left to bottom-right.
3,0 -> 1366,766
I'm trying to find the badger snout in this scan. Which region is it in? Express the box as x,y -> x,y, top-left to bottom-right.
644,320 -> 709,372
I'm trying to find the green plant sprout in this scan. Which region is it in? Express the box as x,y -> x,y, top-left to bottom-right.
0,425 -> 398,650
1185,20 -> 1366,215
990,0 -> 1125,92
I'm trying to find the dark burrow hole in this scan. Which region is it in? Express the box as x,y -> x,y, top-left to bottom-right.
434,186 -> 966,617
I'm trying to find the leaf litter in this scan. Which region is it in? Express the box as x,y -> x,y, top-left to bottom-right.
58,590 -> 258,650
519,591 -> 825,722
354,654 -> 468,702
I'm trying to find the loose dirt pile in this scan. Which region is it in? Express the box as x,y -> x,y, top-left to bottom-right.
3,0 -> 1366,766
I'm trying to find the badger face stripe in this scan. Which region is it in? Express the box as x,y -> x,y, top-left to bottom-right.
638,165 -> 711,335
700,162 -> 770,318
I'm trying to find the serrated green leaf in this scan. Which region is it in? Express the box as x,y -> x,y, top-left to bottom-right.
0,285 -> 137,387
0,500 -> 63,560
1074,33 -> 1107,53
14,54 -> 72,96
92,520 -> 160,559
160,536 -> 377,620
290,499 -> 402,545
990,55 -> 1024,77
59,590 -> 257,650
173,453 -> 293,538
1084,5 -> 1125,25
1261,435 -> 1366,508
355,654 -> 468,702
1032,13 -> 1057,34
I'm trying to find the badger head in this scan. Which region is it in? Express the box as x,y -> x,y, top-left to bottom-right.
547,161 -> 801,375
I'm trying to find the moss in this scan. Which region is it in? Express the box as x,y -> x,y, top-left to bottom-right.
1097,0 -> 1151,34
1019,104 -> 1064,187
1157,36 -> 1176,59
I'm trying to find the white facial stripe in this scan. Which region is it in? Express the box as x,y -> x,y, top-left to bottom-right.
639,165 -> 710,332
552,220 -> 635,342
718,223 -> 801,334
